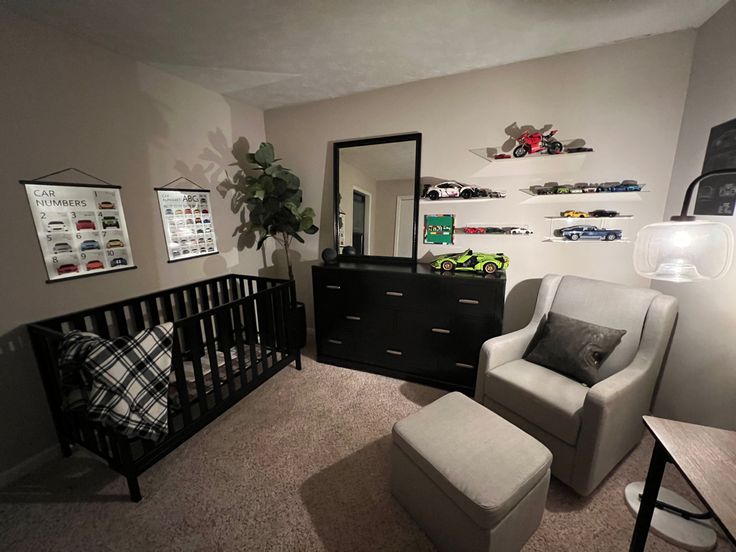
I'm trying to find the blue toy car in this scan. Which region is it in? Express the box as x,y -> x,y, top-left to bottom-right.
560,225 -> 622,241
611,180 -> 641,192
80,239 -> 101,251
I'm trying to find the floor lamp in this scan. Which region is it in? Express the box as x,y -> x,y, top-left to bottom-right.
627,169 -> 735,550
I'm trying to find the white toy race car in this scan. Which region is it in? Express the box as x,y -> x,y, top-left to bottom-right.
424,181 -> 503,200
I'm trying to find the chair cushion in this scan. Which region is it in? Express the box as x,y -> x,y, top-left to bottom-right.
484,359 -> 588,445
392,392 -> 552,529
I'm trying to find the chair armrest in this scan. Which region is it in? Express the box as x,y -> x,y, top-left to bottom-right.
572,352 -> 660,494
474,325 -> 536,401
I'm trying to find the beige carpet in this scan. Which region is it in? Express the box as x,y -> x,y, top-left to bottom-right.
0,349 -> 733,552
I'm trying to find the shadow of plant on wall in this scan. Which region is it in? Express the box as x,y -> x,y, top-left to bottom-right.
217,138 -> 318,280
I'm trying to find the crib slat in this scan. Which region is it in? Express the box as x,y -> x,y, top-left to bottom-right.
175,290 -> 187,319
217,308 -> 236,396
146,297 -> 160,325
113,306 -> 128,336
202,317 -> 223,404
185,321 -> 209,414
233,302 -> 249,389
94,311 -> 110,338
186,287 -> 199,316
171,336 -> 192,426
162,293 -> 175,323
131,302 -> 145,332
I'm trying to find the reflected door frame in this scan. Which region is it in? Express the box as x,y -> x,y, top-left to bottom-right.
352,186 -> 372,255
394,195 -> 414,256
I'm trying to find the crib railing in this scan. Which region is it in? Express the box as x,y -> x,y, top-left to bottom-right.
27,274 -> 302,501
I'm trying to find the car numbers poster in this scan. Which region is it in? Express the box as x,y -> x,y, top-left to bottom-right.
24,182 -> 135,281
156,188 -> 218,262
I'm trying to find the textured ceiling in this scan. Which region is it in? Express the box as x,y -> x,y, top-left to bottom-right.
3,0 -> 727,110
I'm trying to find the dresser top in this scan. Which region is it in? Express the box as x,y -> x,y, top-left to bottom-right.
315,261 -> 506,281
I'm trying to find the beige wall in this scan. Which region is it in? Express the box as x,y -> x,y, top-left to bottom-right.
652,1 -> 736,430
265,31 -> 695,331
0,10 -> 265,478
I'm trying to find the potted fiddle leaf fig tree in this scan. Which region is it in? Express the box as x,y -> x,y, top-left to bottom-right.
219,139 -> 318,281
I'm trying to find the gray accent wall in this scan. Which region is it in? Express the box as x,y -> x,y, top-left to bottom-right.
652,1 -> 736,431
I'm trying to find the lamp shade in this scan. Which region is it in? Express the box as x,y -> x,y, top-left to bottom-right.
634,220 -> 734,282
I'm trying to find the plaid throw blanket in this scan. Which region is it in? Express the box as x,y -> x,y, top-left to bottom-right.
58,323 -> 174,441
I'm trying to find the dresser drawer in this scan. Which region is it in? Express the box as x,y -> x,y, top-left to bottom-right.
436,278 -> 503,315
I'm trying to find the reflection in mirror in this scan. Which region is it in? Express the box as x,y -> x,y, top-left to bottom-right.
336,137 -> 419,259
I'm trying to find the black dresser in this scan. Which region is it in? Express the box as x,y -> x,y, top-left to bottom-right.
312,262 -> 506,393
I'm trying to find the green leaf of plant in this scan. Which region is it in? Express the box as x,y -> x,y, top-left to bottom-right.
254,142 -> 275,167
301,207 -> 315,219
291,233 -> 305,243
305,224 -> 319,235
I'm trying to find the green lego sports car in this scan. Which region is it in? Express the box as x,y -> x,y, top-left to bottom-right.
431,249 -> 510,274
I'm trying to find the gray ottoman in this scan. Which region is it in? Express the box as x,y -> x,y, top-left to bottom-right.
391,392 -> 552,552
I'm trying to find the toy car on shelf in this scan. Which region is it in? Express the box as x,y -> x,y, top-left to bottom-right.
574,183 -> 598,193
424,181 -> 494,200
504,226 -> 533,235
561,210 -> 590,218
559,225 -> 622,241
431,249 -> 510,274
494,153 -> 511,160
513,128 -> 564,158
611,180 -> 642,192
98,201 -> 115,209
588,209 -> 619,217
530,184 -> 557,195
566,147 -> 594,153
463,226 -> 505,234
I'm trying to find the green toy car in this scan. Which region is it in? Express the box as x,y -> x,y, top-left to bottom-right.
431,249 -> 510,274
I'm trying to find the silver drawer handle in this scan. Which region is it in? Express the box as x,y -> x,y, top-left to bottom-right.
455,362 -> 475,369
458,298 -> 479,305
345,315 -> 361,321
327,339 -> 343,345
326,285 -> 341,290
386,349 -> 402,356
385,291 -> 404,297
431,328 -> 451,334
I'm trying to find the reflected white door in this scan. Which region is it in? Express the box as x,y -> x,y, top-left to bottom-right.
394,196 -> 414,257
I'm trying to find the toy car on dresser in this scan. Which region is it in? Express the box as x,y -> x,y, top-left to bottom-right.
431,249 -> 510,274
558,225 -> 622,241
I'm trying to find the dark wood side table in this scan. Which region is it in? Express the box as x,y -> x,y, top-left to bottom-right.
630,416 -> 736,551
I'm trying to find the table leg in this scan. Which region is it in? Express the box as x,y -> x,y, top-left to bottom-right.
629,440 -> 669,552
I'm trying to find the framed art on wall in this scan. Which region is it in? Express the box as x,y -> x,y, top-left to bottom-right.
156,178 -> 218,262
424,213 -> 455,245
22,169 -> 136,282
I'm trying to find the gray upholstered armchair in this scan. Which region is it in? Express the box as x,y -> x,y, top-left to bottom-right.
475,274 -> 677,496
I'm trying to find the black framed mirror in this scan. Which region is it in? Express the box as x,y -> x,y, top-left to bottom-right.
333,133 -> 422,263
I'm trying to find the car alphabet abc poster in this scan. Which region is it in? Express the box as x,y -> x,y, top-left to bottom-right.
24,182 -> 135,282
156,188 -> 218,262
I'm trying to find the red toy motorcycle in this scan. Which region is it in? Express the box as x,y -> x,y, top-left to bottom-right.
513,129 -> 564,157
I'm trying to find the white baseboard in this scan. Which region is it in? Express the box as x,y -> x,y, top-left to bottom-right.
0,446 -> 59,489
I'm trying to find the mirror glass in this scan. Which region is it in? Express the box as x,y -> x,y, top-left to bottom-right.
335,135 -> 420,260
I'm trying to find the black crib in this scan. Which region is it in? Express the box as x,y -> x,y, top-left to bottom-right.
28,273 -> 302,501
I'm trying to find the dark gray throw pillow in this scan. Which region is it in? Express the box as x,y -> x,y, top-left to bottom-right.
524,312 -> 626,386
